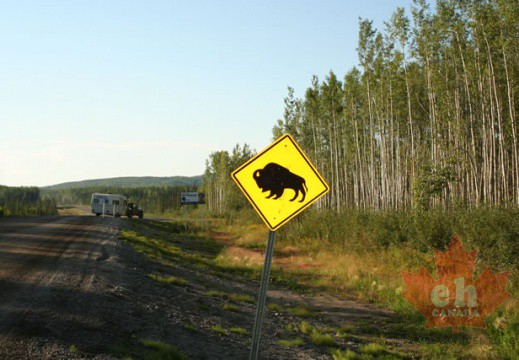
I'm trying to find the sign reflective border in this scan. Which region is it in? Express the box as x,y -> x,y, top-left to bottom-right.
232,134 -> 329,231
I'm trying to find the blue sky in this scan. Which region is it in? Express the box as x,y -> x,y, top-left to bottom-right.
1,0 -> 415,186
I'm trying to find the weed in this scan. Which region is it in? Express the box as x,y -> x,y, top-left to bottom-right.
229,327 -> 248,335
277,337 -> 304,348
286,305 -> 314,317
359,343 -> 401,359
310,330 -> 336,347
139,339 -> 187,360
228,293 -> 254,304
108,340 -> 133,358
223,303 -> 240,312
267,303 -> 283,312
69,345 -> 78,353
419,343 -> 461,360
183,324 -> 199,333
330,348 -> 358,360
147,273 -> 187,286
205,290 -> 254,304
211,325 -> 228,335
335,325 -> 353,339
299,321 -> 313,334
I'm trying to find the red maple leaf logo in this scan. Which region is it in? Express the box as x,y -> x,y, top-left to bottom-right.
402,235 -> 510,333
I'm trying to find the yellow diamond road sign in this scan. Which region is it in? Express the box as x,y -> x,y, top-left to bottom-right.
232,134 -> 329,231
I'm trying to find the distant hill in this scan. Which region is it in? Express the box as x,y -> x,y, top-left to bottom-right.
42,176 -> 203,191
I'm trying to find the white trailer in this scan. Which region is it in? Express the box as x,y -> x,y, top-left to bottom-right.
90,193 -> 128,217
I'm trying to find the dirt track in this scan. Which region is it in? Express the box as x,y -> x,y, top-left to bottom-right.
0,216 -> 401,359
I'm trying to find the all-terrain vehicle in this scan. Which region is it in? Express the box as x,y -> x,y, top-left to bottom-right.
126,203 -> 144,219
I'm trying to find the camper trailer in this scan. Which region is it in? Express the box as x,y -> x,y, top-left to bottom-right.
91,193 -> 128,217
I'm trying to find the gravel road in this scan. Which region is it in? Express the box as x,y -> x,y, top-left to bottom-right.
0,216 -> 400,360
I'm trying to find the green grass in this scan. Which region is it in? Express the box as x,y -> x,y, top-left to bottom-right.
211,325 -> 228,335
228,293 -> 254,304
108,342 -> 133,359
267,303 -> 283,312
286,305 -> 314,317
183,324 -> 199,333
330,349 -> 359,360
229,327 -> 248,335
204,290 -> 254,304
309,330 -> 337,347
109,338 -> 187,360
147,273 -> 187,286
299,320 -> 313,334
277,337 -> 305,348
223,303 -> 240,312
359,343 -> 403,359
120,212 -> 518,359
331,345 -> 405,360
140,339 -> 187,360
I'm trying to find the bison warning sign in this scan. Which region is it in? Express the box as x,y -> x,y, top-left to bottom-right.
232,134 -> 329,231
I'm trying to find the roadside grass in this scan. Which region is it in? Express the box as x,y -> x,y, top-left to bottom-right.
204,290 -> 254,304
108,338 -> 187,360
267,302 -> 283,312
310,330 -> 337,347
120,211 -> 518,359
140,339 -> 187,360
210,325 -> 228,335
286,305 -> 314,317
229,327 -> 248,335
147,273 -> 187,286
183,324 -> 199,333
277,337 -> 305,348
223,303 -> 240,312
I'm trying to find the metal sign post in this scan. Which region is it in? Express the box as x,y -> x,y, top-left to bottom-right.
102,202 -> 105,218
249,230 -> 276,360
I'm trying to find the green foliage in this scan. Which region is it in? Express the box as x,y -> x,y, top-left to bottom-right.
139,339 -> 187,360
210,325 -> 227,335
202,144 -> 255,213
280,207 -> 519,268
223,303 -> 240,312
229,327 -> 248,335
277,337 -> 304,348
309,330 -> 337,347
359,343 -> 395,357
42,185 -> 197,214
147,273 -> 187,287
331,348 -> 358,360
0,185 -> 57,216
182,324 -> 198,333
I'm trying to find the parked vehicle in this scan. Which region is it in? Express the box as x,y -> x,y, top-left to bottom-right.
90,193 -> 128,217
126,203 -> 144,219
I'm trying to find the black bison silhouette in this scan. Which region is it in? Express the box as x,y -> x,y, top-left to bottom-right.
253,163 -> 307,202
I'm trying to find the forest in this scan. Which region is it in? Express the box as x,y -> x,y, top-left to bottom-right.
201,2 -> 518,357
0,186 -> 57,216
204,0 -> 518,212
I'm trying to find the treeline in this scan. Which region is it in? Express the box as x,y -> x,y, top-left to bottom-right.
42,186 -> 199,214
42,175 -> 203,191
271,0 -> 518,210
0,186 -> 58,216
203,144 -> 255,213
